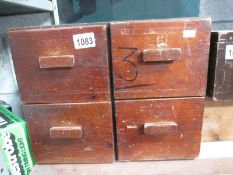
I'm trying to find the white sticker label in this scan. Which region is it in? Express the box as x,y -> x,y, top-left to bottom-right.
225,45 -> 233,60
73,32 -> 96,49
183,29 -> 196,38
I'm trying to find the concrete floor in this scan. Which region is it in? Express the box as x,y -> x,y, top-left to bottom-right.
31,158 -> 233,175
31,142 -> 233,175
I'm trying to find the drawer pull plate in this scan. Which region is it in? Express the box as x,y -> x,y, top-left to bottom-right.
142,48 -> 181,62
39,55 -> 75,68
143,122 -> 177,136
50,126 -> 82,139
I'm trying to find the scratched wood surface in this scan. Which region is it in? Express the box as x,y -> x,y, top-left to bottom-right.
23,102 -> 114,163
202,98 -> 233,141
110,19 -> 211,99
115,97 -> 204,161
8,24 -> 110,104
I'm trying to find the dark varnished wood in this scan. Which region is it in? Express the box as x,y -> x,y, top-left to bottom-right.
207,31 -> 233,100
115,97 -> 204,161
8,24 -> 110,104
23,102 -> 114,163
110,19 -> 211,99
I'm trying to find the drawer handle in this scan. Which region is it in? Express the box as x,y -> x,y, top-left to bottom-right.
50,126 -> 82,139
142,48 -> 181,62
39,55 -> 75,68
143,122 -> 177,136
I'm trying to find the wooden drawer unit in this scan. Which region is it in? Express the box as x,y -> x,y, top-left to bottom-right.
115,98 -> 204,161
8,24 -> 114,163
8,19 -> 210,162
110,18 -> 211,161
207,31 -> 233,100
23,102 -> 114,163
8,24 -> 110,104
110,19 -> 211,99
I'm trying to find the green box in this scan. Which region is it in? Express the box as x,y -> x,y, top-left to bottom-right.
0,106 -> 34,175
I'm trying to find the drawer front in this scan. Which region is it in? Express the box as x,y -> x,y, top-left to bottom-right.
110,19 -> 211,99
115,98 -> 204,161
8,25 -> 110,104
23,102 -> 114,163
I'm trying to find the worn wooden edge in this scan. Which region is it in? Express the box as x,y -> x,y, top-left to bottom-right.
7,23 -> 108,33
110,17 -> 211,25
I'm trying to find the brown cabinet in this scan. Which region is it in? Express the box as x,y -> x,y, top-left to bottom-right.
207,31 -> 233,100
8,24 -> 114,163
110,18 -> 211,161
8,18 -> 211,163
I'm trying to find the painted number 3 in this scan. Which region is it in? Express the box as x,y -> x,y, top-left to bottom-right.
117,47 -> 139,82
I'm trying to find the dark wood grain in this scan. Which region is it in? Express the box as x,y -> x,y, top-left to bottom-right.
23,102 -> 114,163
115,97 -> 204,161
8,24 -> 110,104
110,19 -> 211,99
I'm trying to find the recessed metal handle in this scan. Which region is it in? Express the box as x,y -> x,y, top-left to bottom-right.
39,55 -> 75,68
142,48 -> 181,62
143,122 -> 178,136
50,126 -> 82,139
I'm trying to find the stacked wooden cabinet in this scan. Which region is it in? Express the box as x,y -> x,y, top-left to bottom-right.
110,18 -> 211,160
8,24 -> 114,163
8,18 -> 211,163
207,31 -> 233,100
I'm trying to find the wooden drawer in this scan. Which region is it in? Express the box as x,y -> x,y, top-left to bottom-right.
115,97 -> 204,161
207,31 -> 233,100
23,102 -> 114,163
8,24 -> 110,104
110,19 -> 211,99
